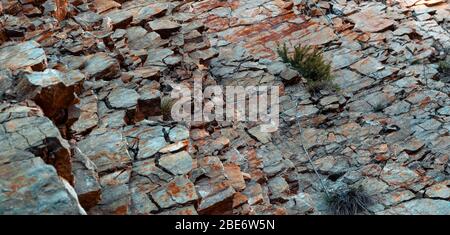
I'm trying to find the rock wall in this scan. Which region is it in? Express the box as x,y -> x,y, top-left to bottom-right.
0,0 -> 449,215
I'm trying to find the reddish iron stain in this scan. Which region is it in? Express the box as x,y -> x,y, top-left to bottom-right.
167,181 -> 181,196
114,205 -> 128,215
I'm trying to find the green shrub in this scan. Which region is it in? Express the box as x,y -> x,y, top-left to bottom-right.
277,44 -> 335,92
325,187 -> 373,215
438,59 -> 450,73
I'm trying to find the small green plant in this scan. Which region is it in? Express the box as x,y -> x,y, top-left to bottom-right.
372,103 -> 385,113
325,187 -> 373,215
160,96 -> 176,121
438,59 -> 450,74
277,44 -> 335,92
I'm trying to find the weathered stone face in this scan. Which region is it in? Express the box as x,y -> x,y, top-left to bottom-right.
0,151 -> 85,215
0,41 -> 47,71
0,102 -> 74,184
1,0 -> 450,216
348,6 -> 395,33
76,129 -> 131,173
71,148 -> 101,210
15,69 -> 84,122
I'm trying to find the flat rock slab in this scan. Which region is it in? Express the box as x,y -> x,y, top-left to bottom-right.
107,87 -> 140,109
0,103 -> 73,183
83,53 -> 120,80
92,0 -> 121,14
89,168 -> 131,215
350,56 -> 385,76
124,125 -> 169,160
0,41 -> 46,70
76,129 -> 132,173
348,7 -> 395,33
378,199 -> 450,215
0,152 -> 85,215
299,26 -> 337,46
69,92 -> 99,134
148,19 -> 180,31
72,148 -> 101,210
158,151 -> 193,175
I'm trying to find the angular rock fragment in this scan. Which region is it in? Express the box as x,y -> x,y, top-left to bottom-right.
103,9 -> 133,29
243,182 -> 264,206
290,193 -> 315,214
16,69 -> 84,122
148,19 -> 181,38
76,129 -> 131,173
93,0 -> 121,14
83,53 -> 120,80
74,11 -> 103,30
0,151 -> 85,215
380,190 -> 416,207
425,183 -> 450,199
224,163 -> 246,191
131,158 -> 172,193
145,48 -> 174,66
68,91 -> 98,134
133,3 -> 169,24
378,199 -> 450,215
130,186 -> 158,215
166,176 -> 198,204
268,176 -> 289,199
71,148 -> 101,210
198,186 -> 236,215
107,87 -> 140,109
299,26 -> 337,46
350,57 -> 385,77
248,126 -> 272,144
190,48 -> 219,65
89,168 -> 131,215
135,88 -> 161,121
381,163 -> 419,187
124,125 -> 168,160
280,67 -> 300,84
158,151 -> 193,176
0,69 -> 13,99
159,140 -> 189,154
0,102 -> 74,183
0,41 -> 47,71
323,49 -> 362,70
127,27 -> 164,50
348,7 -> 395,33
169,125 -> 190,142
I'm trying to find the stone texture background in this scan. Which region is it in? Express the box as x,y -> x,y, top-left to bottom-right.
0,0 -> 449,215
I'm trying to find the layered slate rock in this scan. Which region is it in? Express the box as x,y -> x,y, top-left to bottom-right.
107,87 -> 140,109
76,129 -> 132,173
0,150 -> 85,215
68,91 -> 99,135
0,70 -> 13,99
0,41 -> 47,71
15,69 -> 84,122
0,102 -> 74,183
348,5 -> 395,33
377,199 -> 450,215
1,0 -> 450,216
89,168 -> 132,215
158,151 -> 193,175
82,53 -> 120,80
71,148 -> 101,210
